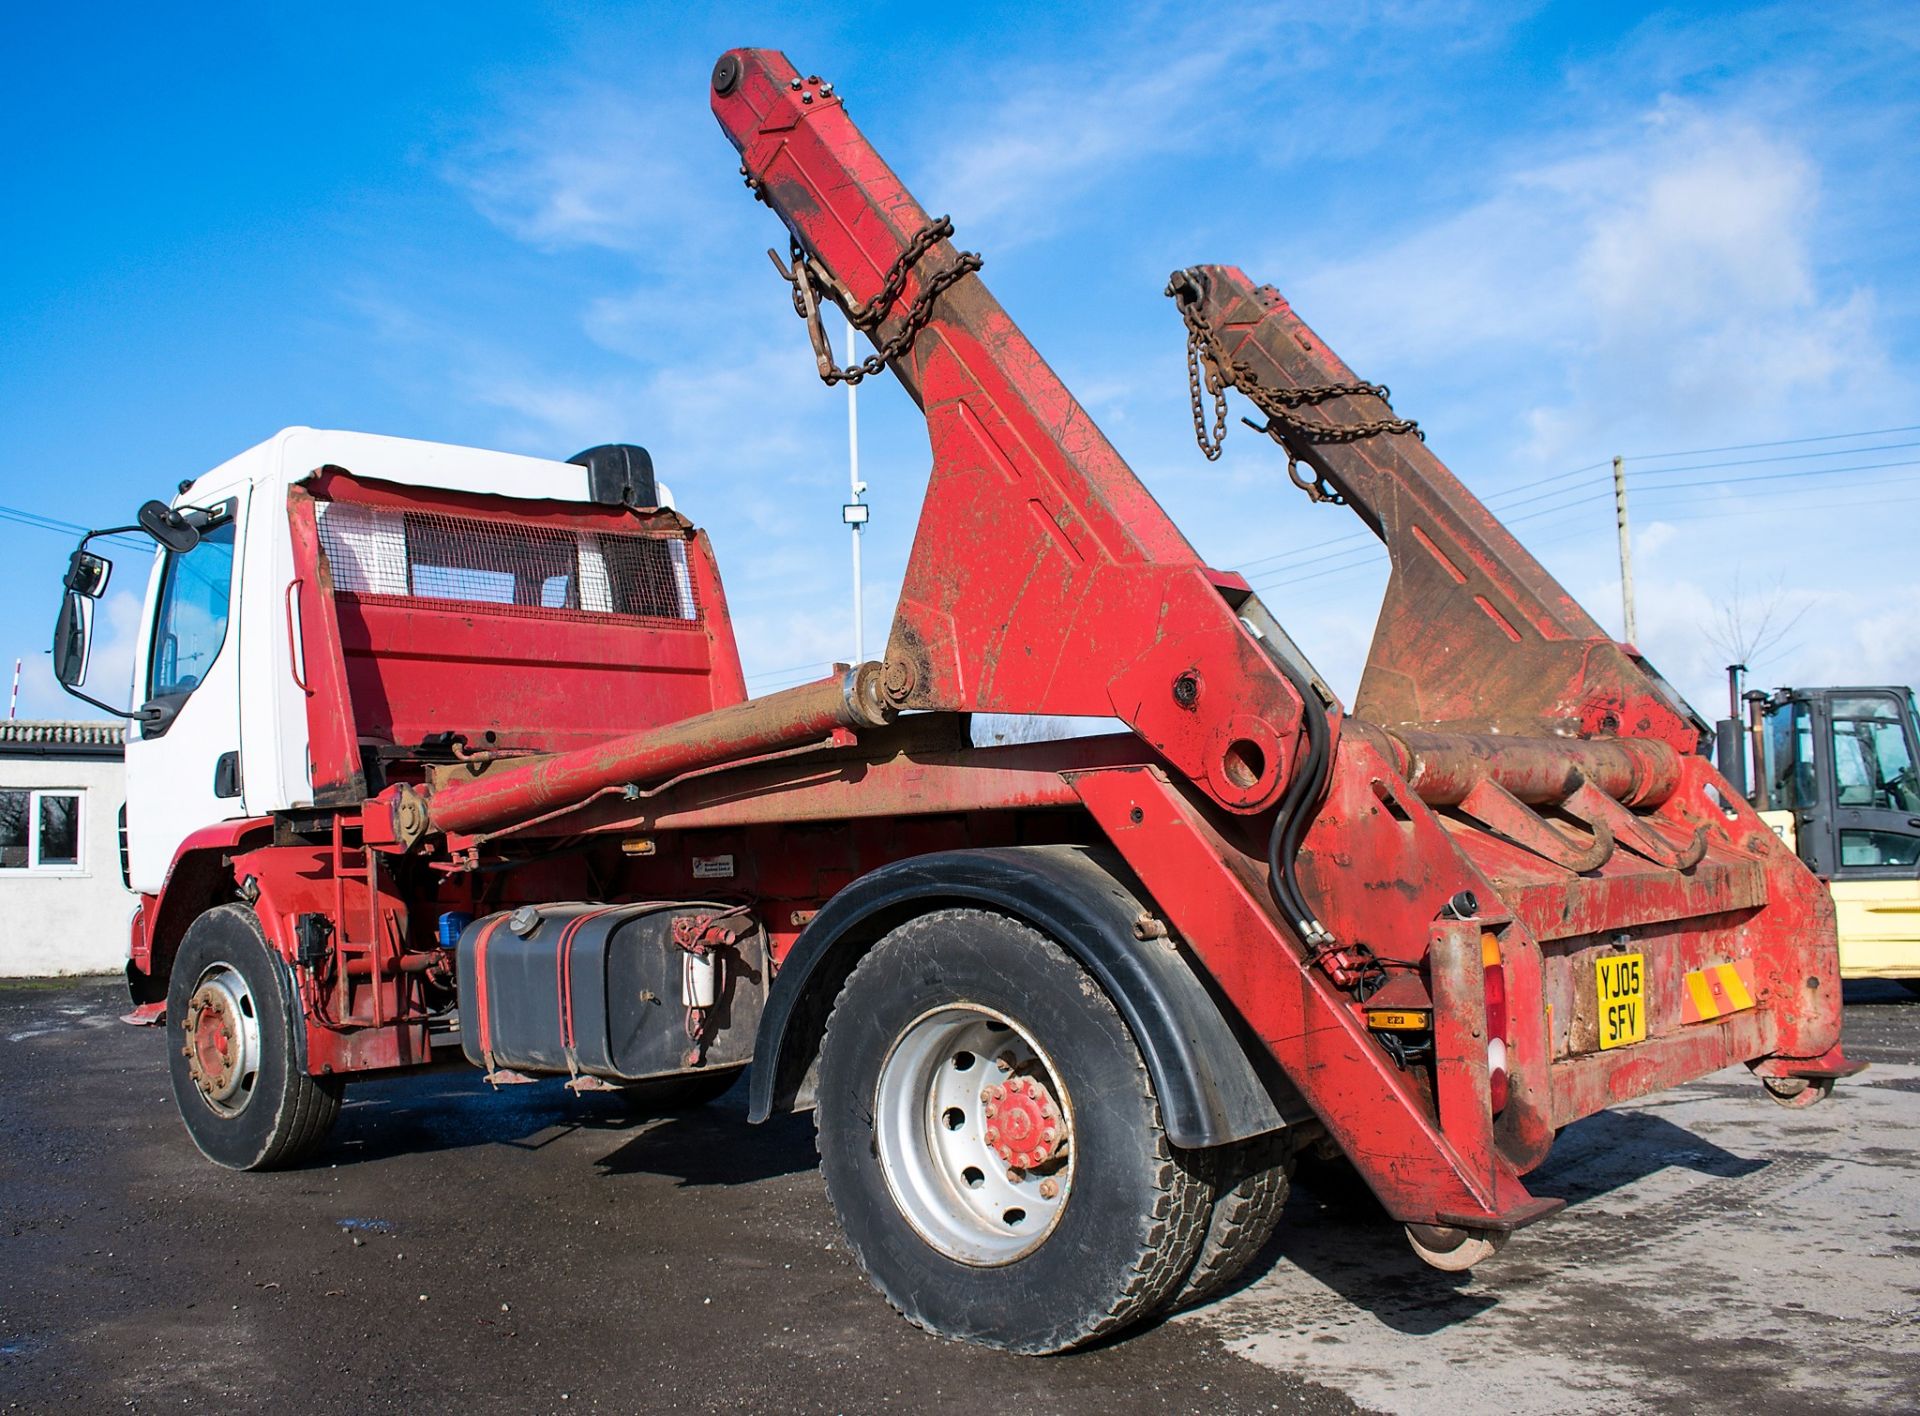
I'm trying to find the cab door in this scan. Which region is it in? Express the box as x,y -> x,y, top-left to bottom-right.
1824,690 -> 1920,878
122,488 -> 249,893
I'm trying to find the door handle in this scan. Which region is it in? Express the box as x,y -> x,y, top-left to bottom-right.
285,578 -> 309,693
1906,818 -> 1920,829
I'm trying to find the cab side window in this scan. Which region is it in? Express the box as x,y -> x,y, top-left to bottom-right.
1830,694 -> 1920,814
148,521 -> 237,700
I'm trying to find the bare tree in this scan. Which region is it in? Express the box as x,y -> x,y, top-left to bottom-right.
1704,572 -> 1810,673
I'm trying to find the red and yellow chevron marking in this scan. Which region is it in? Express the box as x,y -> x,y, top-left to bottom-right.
1680,957 -> 1756,1024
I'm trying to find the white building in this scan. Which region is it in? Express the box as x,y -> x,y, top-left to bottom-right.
0,720 -> 135,977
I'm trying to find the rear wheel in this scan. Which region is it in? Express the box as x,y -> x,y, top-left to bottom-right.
1406,1222 -> 1506,1271
815,909 -> 1211,1353
1171,1132 -> 1293,1308
166,904 -> 342,1170
1762,1075 -> 1835,1108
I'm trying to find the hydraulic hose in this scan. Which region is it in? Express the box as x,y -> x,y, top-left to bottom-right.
1264,653 -> 1335,948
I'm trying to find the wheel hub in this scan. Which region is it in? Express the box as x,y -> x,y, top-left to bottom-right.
188,990 -> 238,1094
874,1005 -> 1076,1265
981,1075 -> 1062,1169
181,965 -> 261,1115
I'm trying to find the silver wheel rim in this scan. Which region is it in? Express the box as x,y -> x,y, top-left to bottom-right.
184,961 -> 262,1118
873,1004 -> 1074,1266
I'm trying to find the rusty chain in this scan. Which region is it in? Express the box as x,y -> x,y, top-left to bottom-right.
767,213 -> 983,387
1166,269 -> 1421,505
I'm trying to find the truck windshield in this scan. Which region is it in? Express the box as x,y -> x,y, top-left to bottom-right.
1830,694 -> 1920,813
148,520 -> 237,699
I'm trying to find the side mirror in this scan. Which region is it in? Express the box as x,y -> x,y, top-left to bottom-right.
52,590 -> 92,689
64,548 -> 112,598
138,499 -> 201,554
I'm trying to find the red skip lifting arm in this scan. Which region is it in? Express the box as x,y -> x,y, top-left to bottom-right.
711,48 -> 1322,817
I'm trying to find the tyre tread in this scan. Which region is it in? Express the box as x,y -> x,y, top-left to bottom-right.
1171,1133 -> 1292,1309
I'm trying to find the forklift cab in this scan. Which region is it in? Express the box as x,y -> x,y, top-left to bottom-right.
1756,686 -> 1920,879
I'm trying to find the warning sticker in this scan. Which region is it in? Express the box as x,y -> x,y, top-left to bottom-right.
692,854 -> 736,880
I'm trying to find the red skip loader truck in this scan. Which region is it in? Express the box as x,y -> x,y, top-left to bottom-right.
51,49 -> 1854,1352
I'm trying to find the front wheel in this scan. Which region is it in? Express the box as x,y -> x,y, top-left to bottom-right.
166,904 -> 342,1170
815,909 -> 1211,1353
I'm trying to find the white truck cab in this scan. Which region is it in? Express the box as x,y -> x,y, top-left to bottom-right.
65,428 -> 659,892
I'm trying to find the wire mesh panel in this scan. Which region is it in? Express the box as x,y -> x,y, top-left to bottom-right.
316,503 -> 698,623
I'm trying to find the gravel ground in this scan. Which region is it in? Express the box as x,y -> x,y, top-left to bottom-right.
2,978 -> 1914,1413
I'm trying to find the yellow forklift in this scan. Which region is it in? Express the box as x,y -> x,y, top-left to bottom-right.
1720,679 -> 1920,992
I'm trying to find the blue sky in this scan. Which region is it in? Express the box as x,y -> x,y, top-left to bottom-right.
4,2 -> 1917,727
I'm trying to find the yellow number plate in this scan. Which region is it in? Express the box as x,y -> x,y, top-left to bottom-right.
1596,952 -> 1647,1050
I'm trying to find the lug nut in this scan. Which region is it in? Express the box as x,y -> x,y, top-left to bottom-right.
985,1128 -> 1000,1145
1038,1179 -> 1059,1200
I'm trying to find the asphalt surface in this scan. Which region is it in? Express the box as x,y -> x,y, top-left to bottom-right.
2,979 -> 1915,1414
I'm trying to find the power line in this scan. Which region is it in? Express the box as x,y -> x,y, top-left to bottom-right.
1230,421 -> 1917,582
1633,455 -> 1920,493
1471,459 -> 1612,503
1648,490 -> 1920,527
0,501 -> 152,555
1626,423 -> 1920,462
1247,469 -> 1913,597
745,658 -> 836,684
1625,439 -> 1920,478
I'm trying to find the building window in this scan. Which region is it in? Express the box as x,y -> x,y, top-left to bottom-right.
0,789 -> 85,873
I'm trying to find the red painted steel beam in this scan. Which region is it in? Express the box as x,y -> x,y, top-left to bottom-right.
710,49 -> 1315,818
1071,762 -> 1560,1231
506,731 -> 1156,839
413,666 -> 895,840
1381,728 -> 1681,807
1175,265 -> 1704,755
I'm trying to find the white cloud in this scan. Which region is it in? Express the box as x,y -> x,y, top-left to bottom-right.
16,585 -> 144,721
925,44 -> 1238,249
448,87 -> 728,262
1287,104 -> 1903,476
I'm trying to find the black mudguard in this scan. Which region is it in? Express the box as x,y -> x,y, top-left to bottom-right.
748,844 -> 1305,1149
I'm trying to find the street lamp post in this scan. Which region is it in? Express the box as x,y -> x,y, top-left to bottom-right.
843,313 -> 868,663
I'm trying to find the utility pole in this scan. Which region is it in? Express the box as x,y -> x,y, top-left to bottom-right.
841,313 -> 869,663
1612,454 -> 1637,645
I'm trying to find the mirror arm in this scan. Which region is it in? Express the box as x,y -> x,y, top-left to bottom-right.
178,503 -> 231,530
54,680 -> 154,723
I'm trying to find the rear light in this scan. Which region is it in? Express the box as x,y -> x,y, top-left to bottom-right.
1483,930 -> 1510,1114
